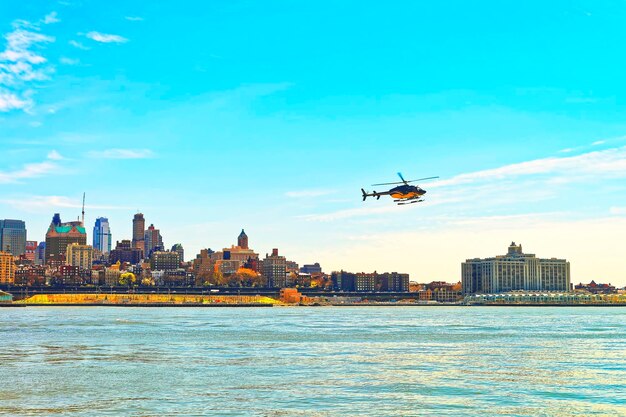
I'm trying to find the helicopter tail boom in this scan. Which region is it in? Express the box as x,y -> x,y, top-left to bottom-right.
362,189 -> 382,201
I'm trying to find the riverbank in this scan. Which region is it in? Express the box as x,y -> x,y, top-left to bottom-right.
12,293 -> 281,306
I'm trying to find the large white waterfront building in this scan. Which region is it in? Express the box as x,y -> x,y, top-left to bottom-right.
462,242 -> 570,294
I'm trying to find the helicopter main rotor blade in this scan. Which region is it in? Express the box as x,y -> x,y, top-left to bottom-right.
397,172 -> 407,184
371,176 -> 439,186
402,176 -> 440,183
371,180 -> 406,186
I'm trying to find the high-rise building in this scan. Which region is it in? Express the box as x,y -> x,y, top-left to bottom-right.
132,213 -> 145,253
262,248 -> 287,288
462,242 -> 571,294
35,242 -> 46,266
171,244 -> 184,263
66,243 -> 94,271
24,240 -> 38,263
0,251 -> 16,284
238,229 -> 249,249
144,224 -> 163,258
109,240 -> 144,265
0,219 -> 27,256
93,217 -> 112,254
45,213 -> 87,265
150,251 -> 180,271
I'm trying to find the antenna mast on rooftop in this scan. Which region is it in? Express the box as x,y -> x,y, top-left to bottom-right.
81,192 -> 85,226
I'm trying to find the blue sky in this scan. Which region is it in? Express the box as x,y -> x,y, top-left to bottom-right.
2,0 -> 626,285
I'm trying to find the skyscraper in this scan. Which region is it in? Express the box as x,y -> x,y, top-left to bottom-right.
45,213 -> 87,265
0,219 -> 27,256
132,213 -> 145,254
93,217 -> 112,254
144,224 -> 163,258
238,229 -> 249,249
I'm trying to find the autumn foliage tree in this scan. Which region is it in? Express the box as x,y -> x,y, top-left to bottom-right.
119,272 -> 137,287
228,267 -> 265,287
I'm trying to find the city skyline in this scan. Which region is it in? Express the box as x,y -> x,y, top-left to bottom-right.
2,1 -> 626,285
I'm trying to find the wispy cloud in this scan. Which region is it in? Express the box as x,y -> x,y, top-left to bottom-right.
299,143 -> 626,223
430,145 -> 626,188
0,91 -> 31,112
42,12 -> 60,25
1,195 -> 130,212
298,205 -> 412,222
0,17 -> 55,112
286,189 -> 336,198
610,206 -> 626,215
85,31 -> 128,44
47,150 -> 63,160
124,16 -> 144,21
0,150 -> 64,183
59,57 -> 79,65
69,40 -> 90,50
86,148 -> 154,159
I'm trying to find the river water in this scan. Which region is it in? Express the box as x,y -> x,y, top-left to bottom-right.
1,306 -> 625,416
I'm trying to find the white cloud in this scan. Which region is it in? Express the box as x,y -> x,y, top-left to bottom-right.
69,40 -> 90,50
0,150 -> 65,183
0,160 -> 58,183
87,148 -> 154,159
42,12 -> 60,24
610,206 -> 626,215
285,189 -> 336,198
1,195 -> 130,212
429,145 -> 626,188
59,57 -> 79,65
85,31 -> 128,44
299,144 -> 626,223
0,17 -> 55,112
47,150 -> 63,160
592,140 -> 606,146
299,205 -> 411,222
0,91 -> 32,112
125,16 -> 144,21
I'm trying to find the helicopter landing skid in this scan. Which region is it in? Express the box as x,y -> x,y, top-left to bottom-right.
397,199 -> 424,205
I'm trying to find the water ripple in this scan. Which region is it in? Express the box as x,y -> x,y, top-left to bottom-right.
1,306 -> 625,416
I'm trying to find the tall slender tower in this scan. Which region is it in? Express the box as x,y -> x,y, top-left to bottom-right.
132,213 -> 145,254
81,192 -> 85,226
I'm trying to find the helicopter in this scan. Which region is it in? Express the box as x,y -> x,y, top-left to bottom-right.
361,173 -> 439,205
